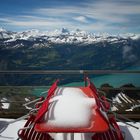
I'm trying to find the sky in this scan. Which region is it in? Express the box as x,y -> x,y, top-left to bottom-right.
0,0 -> 140,34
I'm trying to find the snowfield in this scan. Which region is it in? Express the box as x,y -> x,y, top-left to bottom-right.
0,118 -> 139,140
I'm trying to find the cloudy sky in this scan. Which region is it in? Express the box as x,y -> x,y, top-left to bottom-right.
0,0 -> 140,34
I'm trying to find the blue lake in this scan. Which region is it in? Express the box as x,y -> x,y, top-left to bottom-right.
32,66 -> 140,96
65,66 -> 140,88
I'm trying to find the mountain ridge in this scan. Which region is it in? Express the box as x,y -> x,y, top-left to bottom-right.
0,28 -> 140,49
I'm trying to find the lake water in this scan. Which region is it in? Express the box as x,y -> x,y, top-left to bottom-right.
65,66 -> 140,88
65,73 -> 140,88
32,66 -> 140,96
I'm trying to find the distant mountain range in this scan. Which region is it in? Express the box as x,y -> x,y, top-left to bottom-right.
0,27 -> 140,48
0,28 -> 140,85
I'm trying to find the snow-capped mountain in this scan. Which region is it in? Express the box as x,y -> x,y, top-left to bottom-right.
0,28 -> 140,49
0,28 -> 15,39
111,92 -> 140,112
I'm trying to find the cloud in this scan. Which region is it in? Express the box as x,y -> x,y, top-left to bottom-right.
32,1 -> 140,32
73,16 -> 88,23
122,45 -> 137,62
123,45 -> 132,56
0,16 -> 76,31
0,16 -> 118,33
0,0 -> 140,33
34,1 -> 140,22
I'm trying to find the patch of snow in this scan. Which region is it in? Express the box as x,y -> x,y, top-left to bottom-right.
112,92 -> 132,104
118,93 -> 128,103
1,103 -> 10,109
111,105 -> 119,111
0,118 -> 139,140
53,133 -> 93,140
125,108 -> 133,111
5,38 -> 16,42
45,87 -> 96,128
11,44 -> 22,49
118,122 -> 140,140
113,96 -> 122,103
130,35 -> 140,40
1,98 -> 10,109
24,98 -> 32,110
126,104 -> 140,111
121,93 -> 132,103
0,118 -> 25,140
1,98 -> 7,101
25,98 -> 30,102
132,104 -> 140,110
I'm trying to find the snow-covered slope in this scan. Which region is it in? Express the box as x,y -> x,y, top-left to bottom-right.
111,92 -> 140,112
0,28 -> 140,46
0,28 -> 15,39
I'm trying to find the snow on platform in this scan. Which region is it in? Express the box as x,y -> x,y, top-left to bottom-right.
0,118 -> 25,140
46,87 -> 96,128
0,118 -> 140,140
